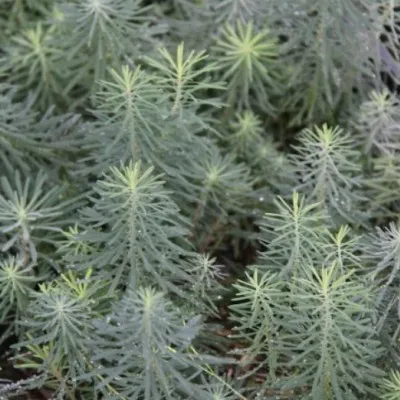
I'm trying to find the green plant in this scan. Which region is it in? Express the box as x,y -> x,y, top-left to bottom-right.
0,22 -> 71,110
0,256 -> 40,326
67,161 -> 196,295
0,170 -> 78,265
355,89 -> 400,156
284,263 -> 384,399
291,124 -> 366,225
1,1 -> 400,399
255,192 -> 326,278
81,287 -> 220,400
212,21 -> 282,113
381,370 -> 400,400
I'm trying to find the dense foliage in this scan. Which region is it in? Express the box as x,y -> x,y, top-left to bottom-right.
0,1 -> 400,399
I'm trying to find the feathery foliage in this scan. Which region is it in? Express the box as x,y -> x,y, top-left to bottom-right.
1,1 -> 400,399
83,287 -> 212,400
212,21 -> 281,113
68,161 -> 195,296
291,124 -> 365,225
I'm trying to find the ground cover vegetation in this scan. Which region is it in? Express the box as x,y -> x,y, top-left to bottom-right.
0,1 -> 400,399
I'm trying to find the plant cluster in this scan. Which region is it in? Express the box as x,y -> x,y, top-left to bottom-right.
0,1 -> 400,399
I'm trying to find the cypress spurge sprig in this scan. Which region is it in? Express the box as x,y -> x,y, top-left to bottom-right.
355,89 -> 400,156
285,263 -> 384,399
291,124 -> 365,226
274,0 -> 376,126
16,271 -> 111,381
0,170 -> 77,265
0,256 -> 40,325
77,64 -> 164,176
229,269 -> 288,382
0,22 -> 70,110
13,267 -> 114,398
83,287 -> 218,400
255,192 -> 327,279
146,42 -> 224,116
70,161 -> 195,295
56,0 -> 164,97
322,225 -> 363,273
381,370 -> 400,400
213,20 -> 282,113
